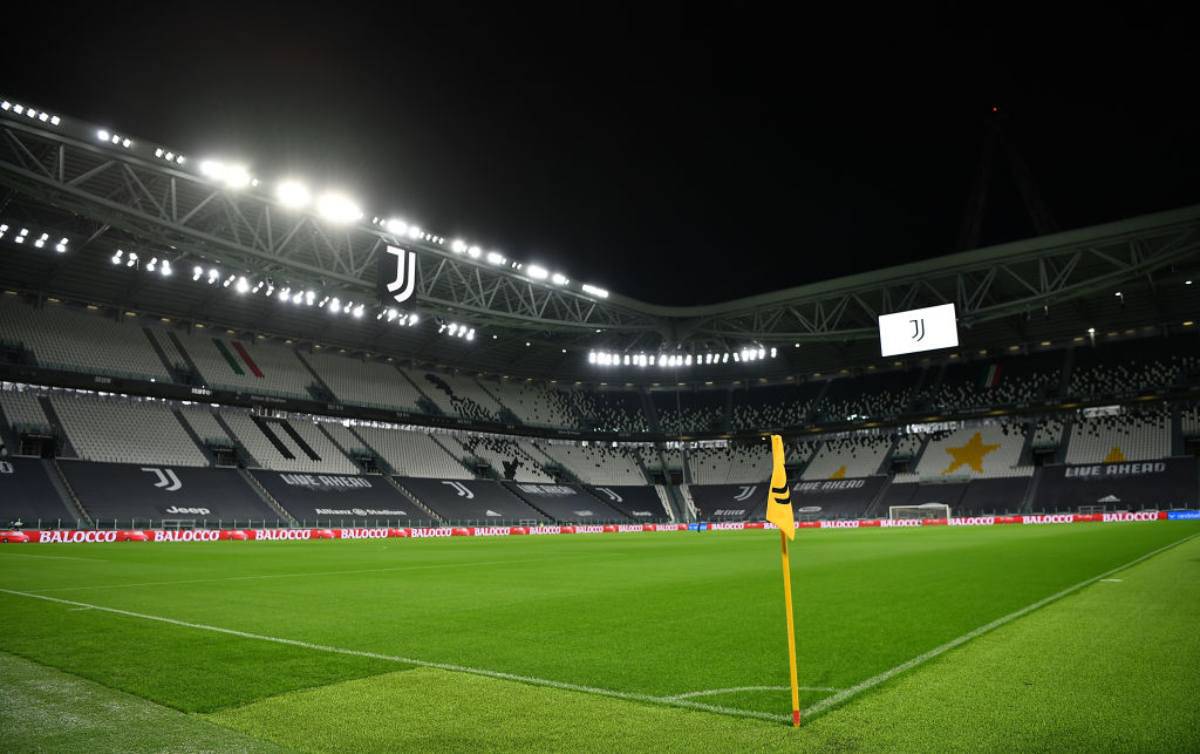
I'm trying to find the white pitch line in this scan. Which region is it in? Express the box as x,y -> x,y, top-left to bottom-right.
0,587 -> 790,724
0,552 -> 107,562
802,532 -> 1200,720
670,685 -> 841,700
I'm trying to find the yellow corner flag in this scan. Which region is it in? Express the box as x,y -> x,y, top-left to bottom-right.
764,434 -> 801,727
765,434 -> 795,539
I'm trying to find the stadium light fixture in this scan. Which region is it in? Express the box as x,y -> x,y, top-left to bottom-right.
160,260 -> 172,277
329,297 -> 342,314
486,251 -> 506,265
385,218 -> 409,236
527,265 -> 549,280
275,180 -> 312,209
451,239 -> 467,253
551,273 -> 568,286
192,265 -> 203,281
316,192 -> 363,224
581,284 -> 609,298
468,245 -> 482,259
235,276 -> 250,294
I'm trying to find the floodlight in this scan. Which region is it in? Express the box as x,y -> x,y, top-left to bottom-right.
329,297 -> 341,314
581,284 -> 609,298
551,273 -> 568,285
486,251 -> 505,265
467,245 -> 482,259
276,180 -> 311,209
385,218 -> 409,235
97,129 -> 110,141
407,225 -> 422,240
353,304 -> 364,318
316,192 -> 363,224
527,265 -> 548,280
236,276 -> 250,294
451,239 -> 467,253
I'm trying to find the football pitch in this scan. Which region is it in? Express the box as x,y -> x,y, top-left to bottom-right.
2,523 -> 1199,752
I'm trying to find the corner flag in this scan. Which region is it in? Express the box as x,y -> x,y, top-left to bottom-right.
765,435 -> 795,539
764,433 -> 801,727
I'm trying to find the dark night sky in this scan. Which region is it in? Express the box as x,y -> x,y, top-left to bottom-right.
4,4 -> 1197,305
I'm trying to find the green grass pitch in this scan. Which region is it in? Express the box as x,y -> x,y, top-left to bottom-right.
1,522 -> 1199,752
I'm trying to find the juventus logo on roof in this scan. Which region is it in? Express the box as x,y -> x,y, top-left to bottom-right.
382,244 -> 417,304
910,318 -> 926,342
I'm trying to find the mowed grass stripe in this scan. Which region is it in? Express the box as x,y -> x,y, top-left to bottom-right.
203,533 -> 1200,752
0,585 -> 792,724
0,651 -> 286,753
802,530 -> 1200,719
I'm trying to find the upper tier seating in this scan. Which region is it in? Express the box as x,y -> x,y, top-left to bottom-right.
0,297 -> 169,381
565,391 -> 649,433
925,352 -> 1060,412
730,382 -> 823,430
175,329 -> 314,399
655,390 -> 726,434
485,380 -> 578,429
1065,408 -> 1171,464
1069,337 -> 1200,401
301,351 -> 425,411
51,393 -> 208,467
815,370 -> 922,422
405,368 -> 502,422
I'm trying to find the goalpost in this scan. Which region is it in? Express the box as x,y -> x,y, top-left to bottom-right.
888,502 -> 951,521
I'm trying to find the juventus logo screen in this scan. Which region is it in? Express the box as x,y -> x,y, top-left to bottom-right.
380,244 -> 417,304
878,302 -> 958,357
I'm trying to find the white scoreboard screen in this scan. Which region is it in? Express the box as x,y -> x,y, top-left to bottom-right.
878,303 -> 959,357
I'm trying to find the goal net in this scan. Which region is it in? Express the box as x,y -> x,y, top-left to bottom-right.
888,502 -> 951,521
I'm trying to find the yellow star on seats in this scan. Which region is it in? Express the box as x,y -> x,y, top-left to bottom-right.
1104,447 -> 1126,463
942,432 -> 1001,475
829,465 -> 847,480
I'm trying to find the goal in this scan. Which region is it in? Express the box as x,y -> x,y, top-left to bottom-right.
888,502 -> 951,521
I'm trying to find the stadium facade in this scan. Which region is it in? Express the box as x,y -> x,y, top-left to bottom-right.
2,97 -> 1200,532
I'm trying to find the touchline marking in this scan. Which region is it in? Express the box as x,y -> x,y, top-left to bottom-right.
802,532 -> 1200,720
0,587 -> 790,724
1100,578 -> 1123,583
0,553 -> 108,562
669,685 -> 840,700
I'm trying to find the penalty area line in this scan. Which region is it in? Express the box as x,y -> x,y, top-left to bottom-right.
0,587 -> 789,725
802,531 -> 1200,720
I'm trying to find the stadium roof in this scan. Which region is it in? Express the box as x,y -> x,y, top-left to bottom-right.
2,97 -> 1199,384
